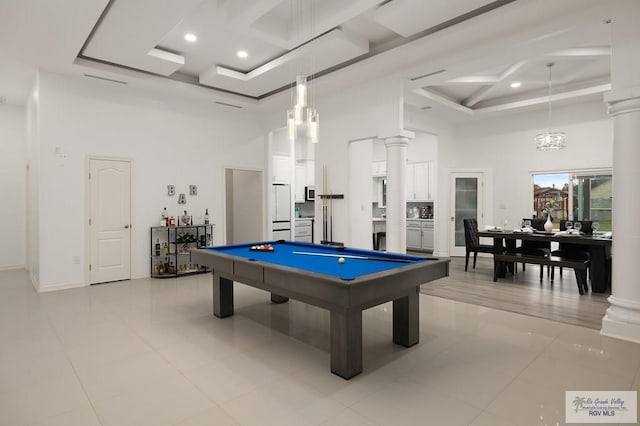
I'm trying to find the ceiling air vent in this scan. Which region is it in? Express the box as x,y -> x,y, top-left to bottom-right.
215,101 -> 243,109
410,69 -> 446,81
84,74 -> 128,85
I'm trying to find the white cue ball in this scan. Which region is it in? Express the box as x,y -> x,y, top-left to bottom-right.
338,257 -> 345,264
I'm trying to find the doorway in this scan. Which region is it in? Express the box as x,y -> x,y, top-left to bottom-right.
87,157 -> 132,284
225,168 -> 264,244
449,172 -> 484,256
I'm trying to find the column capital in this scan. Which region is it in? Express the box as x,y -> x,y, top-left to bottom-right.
383,135 -> 411,148
606,95 -> 640,117
380,129 -> 415,141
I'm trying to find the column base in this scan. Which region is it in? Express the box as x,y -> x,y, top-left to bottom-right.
600,296 -> 640,344
601,316 -> 640,344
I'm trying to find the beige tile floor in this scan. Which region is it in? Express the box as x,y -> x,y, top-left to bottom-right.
0,267 -> 638,426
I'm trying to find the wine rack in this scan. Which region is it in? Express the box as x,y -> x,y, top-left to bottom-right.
150,225 -> 214,278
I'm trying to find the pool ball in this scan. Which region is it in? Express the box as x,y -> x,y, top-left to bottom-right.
338,257 -> 345,264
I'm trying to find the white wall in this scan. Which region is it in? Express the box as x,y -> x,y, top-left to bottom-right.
405,106 -> 456,256
0,104 -> 26,270
452,100 -> 612,231
33,71 -> 266,291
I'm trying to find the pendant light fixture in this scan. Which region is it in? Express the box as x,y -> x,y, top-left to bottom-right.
535,62 -> 566,151
286,0 -> 319,144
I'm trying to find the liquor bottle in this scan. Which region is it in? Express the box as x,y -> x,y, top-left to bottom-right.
161,208 -> 168,226
163,241 -> 169,255
204,209 -> 210,225
155,238 -> 161,256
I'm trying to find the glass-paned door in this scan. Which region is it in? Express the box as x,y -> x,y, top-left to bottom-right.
571,174 -> 612,231
532,171 -> 612,232
450,172 -> 484,256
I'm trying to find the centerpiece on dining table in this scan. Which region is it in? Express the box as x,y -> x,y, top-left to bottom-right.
542,199 -> 557,233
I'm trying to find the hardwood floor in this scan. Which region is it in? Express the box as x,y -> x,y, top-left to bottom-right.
418,255 -> 610,330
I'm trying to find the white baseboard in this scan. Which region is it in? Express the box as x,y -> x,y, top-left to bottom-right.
38,281 -> 87,293
0,264 -> 25,271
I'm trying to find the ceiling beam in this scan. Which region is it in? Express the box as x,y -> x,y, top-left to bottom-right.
464,60 -> 526,107
412,88 -> 474,115
547,46 -> 610,57
474,83 -> 611,113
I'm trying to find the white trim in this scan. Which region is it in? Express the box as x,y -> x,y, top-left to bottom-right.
0,264 -> 26,271
38,281 -> 86,293
448,170 -> 486,257
601,316 -> 640,344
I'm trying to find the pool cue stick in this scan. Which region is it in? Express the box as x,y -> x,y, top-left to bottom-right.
322,165 -> 327,243
292,251 -> 415,263
330,189 -> 333,243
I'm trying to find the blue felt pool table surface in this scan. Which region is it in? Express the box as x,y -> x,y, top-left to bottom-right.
204,241 -> 428,281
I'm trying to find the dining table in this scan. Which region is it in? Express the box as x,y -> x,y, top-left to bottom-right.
477,229 -> 612,293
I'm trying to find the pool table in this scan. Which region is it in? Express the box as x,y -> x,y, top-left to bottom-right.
191,240 -> 449,379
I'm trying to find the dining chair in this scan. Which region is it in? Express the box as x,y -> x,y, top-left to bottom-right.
517,218 -> 551,279
463,218 -> 495,271
551,220 -> 592,281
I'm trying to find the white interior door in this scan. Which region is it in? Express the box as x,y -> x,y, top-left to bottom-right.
449,172 -> 484,256
89,158 -> 131,284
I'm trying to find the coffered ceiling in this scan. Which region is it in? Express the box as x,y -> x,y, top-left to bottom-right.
0,0 -> 616,121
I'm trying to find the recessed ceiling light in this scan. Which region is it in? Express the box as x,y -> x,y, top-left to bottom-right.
237,50 -> 248,59
510,81 -> 522,88
184,33 -> 197,43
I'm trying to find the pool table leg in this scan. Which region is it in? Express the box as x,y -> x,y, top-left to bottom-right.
270,293 -> 289,304
213,274 -> 234,318
393,288 -> 419,347
330,309 -> 362,380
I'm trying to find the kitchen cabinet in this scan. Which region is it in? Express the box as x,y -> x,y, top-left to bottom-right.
305,160 -> 315,186
272,154 -> 290,184
406,219 -> 434,251
294,218 -> 314,243
295,160 -> 315,202
151,225 -> 214,278
371,161 -> 386,177
295,164 -> 305,202
406,162 -> 436,201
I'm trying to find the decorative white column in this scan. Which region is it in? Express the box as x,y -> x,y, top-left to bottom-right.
384,136 -> 409,253
601,0 -> 640,343
601,97 -> 640,343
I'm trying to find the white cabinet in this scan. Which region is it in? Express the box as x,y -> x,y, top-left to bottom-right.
406,162 -> 436,201
295,164 -> 305,202
406,219 -> 434,251
421,221 -> 434,250
273,155 -> 290,184
406,220 -> 422,250
294,160 -> 315,201
372,179 -> 379,203
305,160 -> 315,186
372,161 -> 386,177
295,219 -> 313,243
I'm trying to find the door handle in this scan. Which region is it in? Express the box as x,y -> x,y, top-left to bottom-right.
450,216 -> 454,221
124,224 -> 130,229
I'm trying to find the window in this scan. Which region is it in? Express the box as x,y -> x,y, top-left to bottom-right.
532,170 -> 612,231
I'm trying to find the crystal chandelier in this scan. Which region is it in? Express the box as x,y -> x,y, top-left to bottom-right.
286,0 -> 319,144
535,62 -> 566,151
